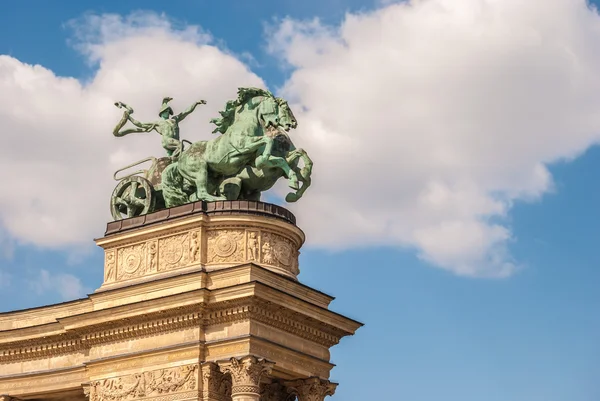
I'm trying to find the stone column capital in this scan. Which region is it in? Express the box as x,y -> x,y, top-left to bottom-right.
285,377 -> 337,401
219,355 -> 274,398
201,362 -> 231,401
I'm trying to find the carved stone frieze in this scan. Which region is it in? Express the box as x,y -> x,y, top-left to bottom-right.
117,243 -> 148,281
89,364 -> 198,401
207,230 -> 244,264
259,232 -> 299,275
158,232 -> 191,271
284,378 -> 337,401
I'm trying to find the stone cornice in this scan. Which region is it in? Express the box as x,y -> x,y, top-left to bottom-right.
0,271 -> 360,364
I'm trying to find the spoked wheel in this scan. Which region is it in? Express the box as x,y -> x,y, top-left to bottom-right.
110,176 -> 156,220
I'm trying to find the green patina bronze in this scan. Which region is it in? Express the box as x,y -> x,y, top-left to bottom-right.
109,88 -> 312,220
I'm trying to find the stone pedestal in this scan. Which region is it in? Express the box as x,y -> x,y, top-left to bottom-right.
0,201 -> 362,401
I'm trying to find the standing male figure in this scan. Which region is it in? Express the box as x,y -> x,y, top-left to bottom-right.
113,97 -> 207,159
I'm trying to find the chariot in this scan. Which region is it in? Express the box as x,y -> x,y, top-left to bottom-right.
110,156 -> 173,220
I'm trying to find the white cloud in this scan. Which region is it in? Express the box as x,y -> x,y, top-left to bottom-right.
0,12 -> 264,250
268,0 -> 600,277
4,3 -> 600,279
30,269 -> 89,300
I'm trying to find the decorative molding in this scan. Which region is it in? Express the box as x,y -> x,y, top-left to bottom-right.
89,364 -> 198,401
285,378 -> 337,401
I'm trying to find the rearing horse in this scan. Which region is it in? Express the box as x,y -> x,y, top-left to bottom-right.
161,88 -> 299,205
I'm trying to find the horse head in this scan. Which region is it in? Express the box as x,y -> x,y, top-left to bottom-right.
275,98 -> 297,131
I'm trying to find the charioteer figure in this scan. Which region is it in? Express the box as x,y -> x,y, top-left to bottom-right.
113,97 -> 206,159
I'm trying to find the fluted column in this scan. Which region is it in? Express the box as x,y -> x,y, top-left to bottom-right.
219,356 -> 273,401
285,378 -> 337,401
202,362 -> 232,401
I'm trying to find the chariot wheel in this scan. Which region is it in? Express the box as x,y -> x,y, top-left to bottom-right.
110,176 -> 156,220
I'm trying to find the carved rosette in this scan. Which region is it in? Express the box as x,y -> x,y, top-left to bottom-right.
207,230 -> 244,264
158,233 -> 189,271
88,364 -> 198,401
284,378 -> 337,401
201,362 -> 232,401
117,243 -> 147,281
219,356 -> 273,397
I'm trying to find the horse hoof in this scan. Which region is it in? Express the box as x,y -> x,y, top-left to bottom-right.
285,193 -> 300,203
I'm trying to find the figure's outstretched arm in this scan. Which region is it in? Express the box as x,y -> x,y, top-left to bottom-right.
128,116 -> 156,131
113,102 -> 156,137
174,100 -> 206,123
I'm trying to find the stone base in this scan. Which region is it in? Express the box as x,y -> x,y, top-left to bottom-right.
0,202 -> 361,401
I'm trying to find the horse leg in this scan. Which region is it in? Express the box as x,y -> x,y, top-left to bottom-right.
192,160 -> 226,202
285,150 -> 313,202
161,164 -> 189,208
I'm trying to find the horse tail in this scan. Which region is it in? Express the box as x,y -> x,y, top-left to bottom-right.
161,163 -> 189,208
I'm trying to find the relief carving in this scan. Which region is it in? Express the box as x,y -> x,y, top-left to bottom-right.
147,241 -> 158,273
207,230 -> 244,264
117,243 -> 147,281
189,231 -> 201,263
260,232 -> 298,274
89,364 -> 198,401
158,233 -> 189,271
247,231 -> 259,261
105,251 -> 116,283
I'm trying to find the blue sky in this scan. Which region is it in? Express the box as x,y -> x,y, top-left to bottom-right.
2,1 -> 600,400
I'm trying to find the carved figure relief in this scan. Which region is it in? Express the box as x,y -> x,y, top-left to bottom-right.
117,243 -> 147,281
247,231 -> 259,261
147,241 -> 158,273
189,231 -> 201,263
89,364 -> 198,401
105,251 -> 116,283
158,233 -> 189,271
262,241 -> 274,264
207,230 -> 244,263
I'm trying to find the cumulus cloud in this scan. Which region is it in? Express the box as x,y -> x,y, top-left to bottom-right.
0,12 -> 263,249
268,0 -> 600,277
4,2 -> 600,280
29,269 -> 89,300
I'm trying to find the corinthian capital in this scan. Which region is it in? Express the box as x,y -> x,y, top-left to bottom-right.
219,355 -> 274,395
285,377 -> 337,401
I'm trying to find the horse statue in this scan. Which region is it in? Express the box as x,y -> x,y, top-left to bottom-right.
219,131 -> 313,203
161,88 -> 311,206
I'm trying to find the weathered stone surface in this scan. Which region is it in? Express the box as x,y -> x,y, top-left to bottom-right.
0,208 -> 361,401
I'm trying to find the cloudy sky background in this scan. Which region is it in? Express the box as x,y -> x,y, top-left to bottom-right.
1,1 -> 600,400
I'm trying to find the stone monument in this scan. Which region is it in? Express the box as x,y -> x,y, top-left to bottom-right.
0,88 -> 361,401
